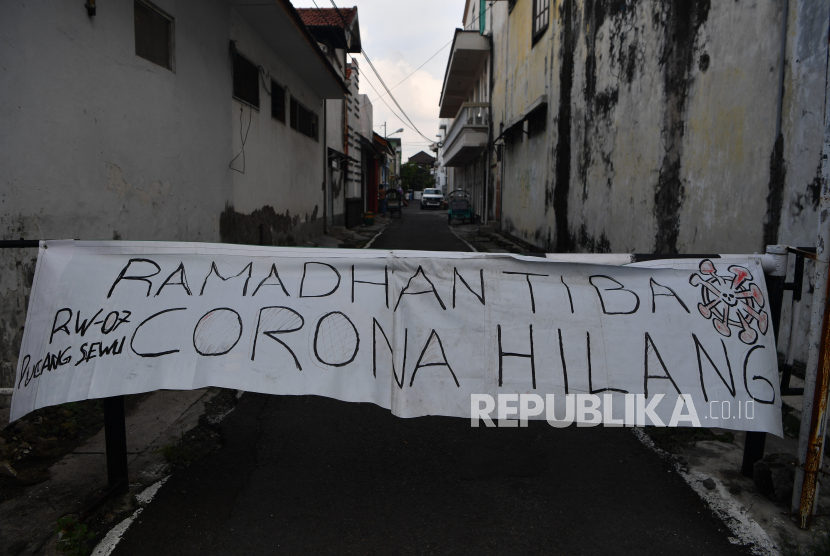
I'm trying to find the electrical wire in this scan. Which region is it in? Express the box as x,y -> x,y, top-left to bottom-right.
306,0 -> 424,141
313,0 -> 435,143
229,105 -> 252,174
368,0 -> 496,104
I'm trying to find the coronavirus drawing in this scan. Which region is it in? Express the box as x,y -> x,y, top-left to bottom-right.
689,259 -> 768,345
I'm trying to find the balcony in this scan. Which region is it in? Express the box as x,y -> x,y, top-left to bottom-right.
443,103 -> 489,167
439,30 -> 490,119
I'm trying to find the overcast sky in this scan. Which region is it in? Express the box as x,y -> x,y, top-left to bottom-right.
295,0 -> 467,159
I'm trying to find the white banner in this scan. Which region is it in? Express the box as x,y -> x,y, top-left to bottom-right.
11,241 -> 782,435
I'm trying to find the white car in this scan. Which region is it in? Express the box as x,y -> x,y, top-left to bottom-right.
420,188 -> 443,210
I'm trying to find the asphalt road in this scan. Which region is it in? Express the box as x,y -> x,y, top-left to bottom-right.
113,204 -> 750,555
370,204 -> 471,251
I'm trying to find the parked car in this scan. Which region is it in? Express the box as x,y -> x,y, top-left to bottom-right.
420,188 -> 444,210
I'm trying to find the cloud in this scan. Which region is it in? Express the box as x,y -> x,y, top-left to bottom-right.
357,55 -> 443,159
294,0 -> 465,159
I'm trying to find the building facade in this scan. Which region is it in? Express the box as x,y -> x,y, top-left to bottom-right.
297,7 -> 363,228
0,0 -> 349,387
437,0 -> 829,363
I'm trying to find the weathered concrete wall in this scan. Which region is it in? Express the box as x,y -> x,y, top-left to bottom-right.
491,0 -> 557,246
775,0 -> 829,363
0,1 -> 328,386
492,0 -> 828,361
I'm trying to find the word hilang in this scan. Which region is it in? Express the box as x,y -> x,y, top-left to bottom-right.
11,241 -> 782,436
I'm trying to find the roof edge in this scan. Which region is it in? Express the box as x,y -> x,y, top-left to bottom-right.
274,0 -> 350,96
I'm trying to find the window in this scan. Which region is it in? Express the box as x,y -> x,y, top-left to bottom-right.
134,0 -> 173,70
271,80 -> 285,123
232,51 -> 259,109
479,0 -> 486,34
290,97 -> 318,141
527,105 -> 547,137
532,0 -> 550,44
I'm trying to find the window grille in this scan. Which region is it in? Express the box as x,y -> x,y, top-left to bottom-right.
532,0 -> 550,44
232,51 -> 259,108
290,97 -> 319,141
134,0 -> 173,70
271,80 -> 285,123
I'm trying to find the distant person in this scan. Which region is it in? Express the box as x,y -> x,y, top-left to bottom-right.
378,185 -> 387,216
397,185 -> 408,206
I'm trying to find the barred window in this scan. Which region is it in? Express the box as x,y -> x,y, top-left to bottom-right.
271,80 -> 285,123
232,51 -> 259,109
532,0 -> 550,44
134,0 -> 173,70
290,97 -> 318,141
527,106 -> 547,137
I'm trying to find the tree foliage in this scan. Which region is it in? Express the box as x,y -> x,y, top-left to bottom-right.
400,162 -> 435,192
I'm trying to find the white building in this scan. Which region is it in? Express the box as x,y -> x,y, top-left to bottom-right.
0,0 -> 349,387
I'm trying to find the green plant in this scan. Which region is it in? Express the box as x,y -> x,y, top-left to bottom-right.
55,515 -> 95,556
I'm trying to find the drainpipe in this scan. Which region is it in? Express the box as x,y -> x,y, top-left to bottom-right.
793,11 -> 830,528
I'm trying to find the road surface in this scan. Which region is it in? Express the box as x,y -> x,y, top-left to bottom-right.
113,204 -> 750,555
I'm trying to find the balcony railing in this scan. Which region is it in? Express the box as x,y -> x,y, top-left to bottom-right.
445,102 -> 489,153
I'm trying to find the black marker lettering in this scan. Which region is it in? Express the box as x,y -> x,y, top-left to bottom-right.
643,332 -> 681,398
503,272 -> 548,314
586,331 -> 628,394
394,266 -> 446,311
300,262 -> 341,298
352,265 -> 388,308
561,276 -> 574,313
497,324 -> 535,389
590,275 -> 640,315
693,334 -> 735,402
650,278 -> 690,313
452,268 -> 485,308
155,262 -> 192,297
408,329 -> 459,388
251,306 -> 304,370
50,308 -> 72,344
199,261 -> 253,296
193,308 -> 243,356
75,309 -> 102,337
252,264 -> 290,297
75,343 -> 88,366
558,329 -> 569,394
17,355 -> 30,388
743,344 -> 775,404
313,311 -> 359,367
107,258 -> 161,298
372,318 -> 401,386
130,308 -> 187,358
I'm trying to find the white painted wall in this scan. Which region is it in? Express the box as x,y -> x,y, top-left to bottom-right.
229,9 -> 324,234
0,0 -> 334,386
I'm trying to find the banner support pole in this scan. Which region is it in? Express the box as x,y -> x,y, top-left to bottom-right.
103,396 -> 129,494
741,245 -> 787,477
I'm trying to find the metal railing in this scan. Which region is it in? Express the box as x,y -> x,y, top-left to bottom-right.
444,102 -> 490,153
